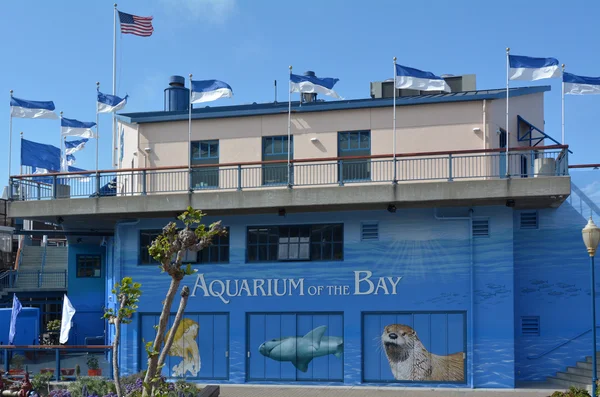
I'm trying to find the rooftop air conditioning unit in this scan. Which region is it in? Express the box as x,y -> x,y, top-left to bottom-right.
370,74 -> 476,99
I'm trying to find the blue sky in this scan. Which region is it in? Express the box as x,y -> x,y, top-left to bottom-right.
2,0 -> 599,179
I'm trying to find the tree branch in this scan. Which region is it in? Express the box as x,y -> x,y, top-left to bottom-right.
156,286 -> 190,372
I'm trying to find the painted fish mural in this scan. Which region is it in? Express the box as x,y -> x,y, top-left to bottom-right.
166,318 -> 201,377
258,325 -> 343,372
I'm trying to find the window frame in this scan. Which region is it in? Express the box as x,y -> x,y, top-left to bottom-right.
191,140 -> 220,160
140,227 -> 230,266
198,227 -> 231,264
76,254 -> 102,278
246,223 -> 344,263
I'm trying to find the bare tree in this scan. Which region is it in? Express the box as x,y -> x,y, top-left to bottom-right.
142,207 -> 226,397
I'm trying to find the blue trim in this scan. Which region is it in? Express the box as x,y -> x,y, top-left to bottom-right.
118,86 -> 551,124
516,116 -> 573,154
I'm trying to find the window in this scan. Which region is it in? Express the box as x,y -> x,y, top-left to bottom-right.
247,224 -> 343,262
338,131 -> 371,182
140,230 -> 161,264
191,140 -> 219,189
140,228 -> 230,265
199,229 -> 230,264
76,255 -> 101,278
263,136 -> 292,185
192,141 -> 219,160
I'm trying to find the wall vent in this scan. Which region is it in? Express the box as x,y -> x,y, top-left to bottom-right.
520,211 -> 539,229
361,222 -> 379,241
521,316 -> 540,336
472,219 -> 489,238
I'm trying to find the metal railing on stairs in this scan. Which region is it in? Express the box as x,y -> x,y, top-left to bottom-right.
527,326 -> 600,360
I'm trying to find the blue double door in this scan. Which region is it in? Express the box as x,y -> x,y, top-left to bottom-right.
363,312 -> 466,383
139,313 -> 229,380
247,312 -> 344,382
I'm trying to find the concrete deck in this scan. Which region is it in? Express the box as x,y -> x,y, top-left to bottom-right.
8,177 -> 571,222
217,384 -> 561,397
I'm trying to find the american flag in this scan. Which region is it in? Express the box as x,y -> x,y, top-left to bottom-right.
118,11 -> 154,37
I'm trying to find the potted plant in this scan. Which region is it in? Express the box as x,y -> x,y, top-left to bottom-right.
40,368 -> 55,375
86,355 -> 102,376
60,368 -> 75,376
9,354 -> 25,375
42,320 -> 61,346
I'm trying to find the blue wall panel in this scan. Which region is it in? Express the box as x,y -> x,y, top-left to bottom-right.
247,312 -> 343,382
362,312 -> 465,384
139,313 -> 229,380
105,206 -> 518,387
67,244 -> 105,345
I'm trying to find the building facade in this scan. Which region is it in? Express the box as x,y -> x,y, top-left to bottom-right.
7,75 -> 593,389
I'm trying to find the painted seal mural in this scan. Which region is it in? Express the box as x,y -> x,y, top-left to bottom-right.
166,318 -> 201,377
381,324 -> 464,381
258,325 -> 343,372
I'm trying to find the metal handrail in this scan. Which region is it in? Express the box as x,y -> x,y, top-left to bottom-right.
527,326 -> 600,360
11,144 -> 569,179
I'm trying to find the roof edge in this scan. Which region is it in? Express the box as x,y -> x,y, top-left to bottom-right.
118,85 -> 551,125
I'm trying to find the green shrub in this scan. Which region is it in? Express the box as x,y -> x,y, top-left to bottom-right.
32,372 -> 54,396
67,377 -> 115,397
549,386 -> 592,397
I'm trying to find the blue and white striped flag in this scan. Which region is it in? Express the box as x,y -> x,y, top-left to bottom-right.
395,64 -> 451,92
8,294 -> 22,345
10,97 -> 58,119
191,80 -> 233,103
563,72 -> 600,95
97,92 -> 128,113
290,73 -> 342,99
65,139 -> 89,155
61,117 -> 97,138
509,55 -> 560,81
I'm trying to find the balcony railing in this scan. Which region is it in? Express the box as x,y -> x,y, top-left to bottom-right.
9,145 -> 569,201
0,270 -> 67,291
0,345 -> 112,381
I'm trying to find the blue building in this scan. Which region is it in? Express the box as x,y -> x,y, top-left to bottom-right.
5,74 -> 596,389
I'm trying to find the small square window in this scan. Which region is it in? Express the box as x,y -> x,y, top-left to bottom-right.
77,255 -> 101,278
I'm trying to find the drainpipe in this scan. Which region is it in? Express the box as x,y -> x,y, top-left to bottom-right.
483,100 -> 487,150
110,219 -> 140,371
434,208 -> 474,388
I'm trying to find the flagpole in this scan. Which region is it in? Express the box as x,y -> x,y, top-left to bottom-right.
8,90 -> 13,185
112,3 -> 118,168
287,65 -> 292,188
392,57 -> 397,184
19,132 -> 23,175
188,73 -> 192,192
96,82 -> 100,172
505,47 -> 510,177
561,64 -> 565,145
60,112 -> 64,172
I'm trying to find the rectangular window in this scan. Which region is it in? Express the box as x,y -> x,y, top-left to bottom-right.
141,228 -> 230,265
76,254 -> 101,278
338,131 -> 371,182
247,224 -> 343,262
199,229 -> 230,264
191,140 -> 219,189
263,136 -> 292,185
140,230 -> 161,264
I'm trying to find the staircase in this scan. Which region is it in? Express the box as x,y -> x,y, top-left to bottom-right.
0,245 -> 68,299
547,353 -> 600,390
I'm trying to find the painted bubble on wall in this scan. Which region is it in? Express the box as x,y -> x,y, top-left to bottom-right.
381,324 -> 464,382
166,318 -> 201,377
258,325 -> 343,373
